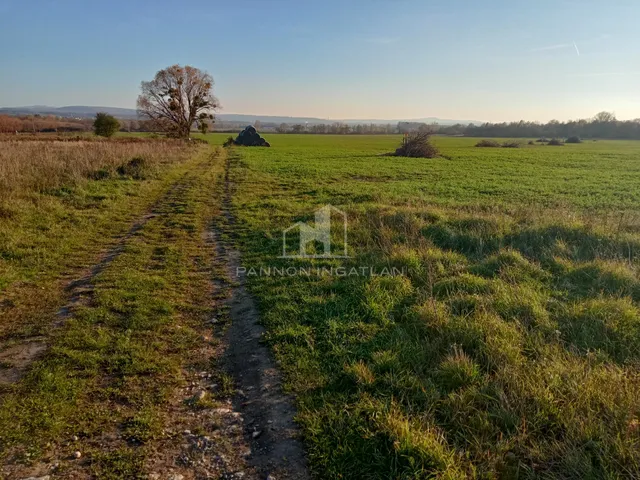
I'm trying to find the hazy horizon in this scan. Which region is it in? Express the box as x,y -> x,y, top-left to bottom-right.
2,0 -> 638,123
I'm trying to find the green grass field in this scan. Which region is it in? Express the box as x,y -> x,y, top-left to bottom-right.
204,133 -> 640,478
1,133 -> 640,478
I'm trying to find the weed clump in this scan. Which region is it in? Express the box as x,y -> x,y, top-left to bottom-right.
547,138 -> 564,146
433,273 -> 492,298
470,250 -> 548,282
436,347 -> 480,391
475,140 -> 521,148
566,136 -> 583,144
89,168 -> 111,180
392,132 -> 439,158
117,157 -> 148,179
501,141 -> 521,148
559,298 -> 640,361
475,139 -> 501,148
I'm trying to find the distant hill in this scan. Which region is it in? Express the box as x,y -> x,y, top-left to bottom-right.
218,114 -> 483,126
0,105 -> 140,119
0,106 -> 482,126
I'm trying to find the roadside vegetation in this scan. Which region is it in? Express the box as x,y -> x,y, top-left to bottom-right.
0,135 -> 257,478
0,146 -> 229,477
0,137 -> 195,304
0,136 -> 200,366
218,133 -> 640,478
3,132 -> 640,478
0,137 -> 187,198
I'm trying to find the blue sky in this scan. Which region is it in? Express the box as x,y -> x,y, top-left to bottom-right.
1,0 -> 638,122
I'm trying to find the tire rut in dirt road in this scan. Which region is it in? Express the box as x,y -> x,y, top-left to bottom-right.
211,151 -> 310,480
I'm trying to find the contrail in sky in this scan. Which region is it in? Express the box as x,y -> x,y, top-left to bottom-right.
573,41 -> 580,56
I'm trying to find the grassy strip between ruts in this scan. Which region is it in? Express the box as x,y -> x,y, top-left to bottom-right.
0,147 -> 225,478
224,137 -> 640,479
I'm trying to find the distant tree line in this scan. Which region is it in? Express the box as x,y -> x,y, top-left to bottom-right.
0,114 -> 163,134
3,110 -> 639,140
268,112 -> 640,139
275,122 -> 396,134
0,114 -> 90,133
436,112 -> 640,140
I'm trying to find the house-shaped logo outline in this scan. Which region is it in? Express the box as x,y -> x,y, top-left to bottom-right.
281,205 -> 349,258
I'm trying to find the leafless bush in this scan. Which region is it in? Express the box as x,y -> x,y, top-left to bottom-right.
475,139 -> 501,147
393,131 -> 439,158
501,141 -> 521,148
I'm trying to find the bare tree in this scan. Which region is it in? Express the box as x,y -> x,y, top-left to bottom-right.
594,111 -> 616,123
137,65 -> 219,138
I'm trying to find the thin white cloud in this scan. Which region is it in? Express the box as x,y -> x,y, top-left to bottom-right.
531,34 -> 610,54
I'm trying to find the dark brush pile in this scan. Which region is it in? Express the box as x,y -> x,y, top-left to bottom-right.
233,125 -> 270,147
392,131 -> 439,158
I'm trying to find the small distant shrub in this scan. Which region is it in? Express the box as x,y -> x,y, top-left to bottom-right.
93,112 -> 120,138
501,141 -> 521,148
475,139 -> 501,148
117,157 -> 148,179
393,132 -> 439,158
536,138 -> 548,143
566,136 -> 582,144
89,168 -> 111,180
223,136 -> 235,147
547,138 -> 564,146
528,140 -> 535,145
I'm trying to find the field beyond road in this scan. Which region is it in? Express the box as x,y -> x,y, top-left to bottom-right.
210,133 -> 640,478
2,133 -> 640,479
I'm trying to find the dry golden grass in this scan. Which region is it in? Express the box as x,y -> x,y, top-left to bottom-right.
0,137 -> 191,198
